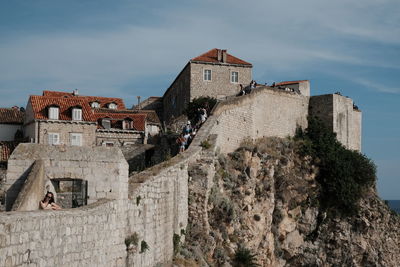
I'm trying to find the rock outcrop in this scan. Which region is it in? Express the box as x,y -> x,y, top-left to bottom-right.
179,137 -> 400,266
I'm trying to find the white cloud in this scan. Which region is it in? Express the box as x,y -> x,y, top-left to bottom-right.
0,0 -> 399,107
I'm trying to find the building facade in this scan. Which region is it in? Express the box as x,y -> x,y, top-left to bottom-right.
24,90 -> 148,147
163,48 -> 253,122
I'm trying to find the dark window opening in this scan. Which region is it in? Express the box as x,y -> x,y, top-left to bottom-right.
51,179 -> 88,208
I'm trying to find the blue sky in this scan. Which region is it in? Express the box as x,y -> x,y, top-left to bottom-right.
0,0 -> 399,199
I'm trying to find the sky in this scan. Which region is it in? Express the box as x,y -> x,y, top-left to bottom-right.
0,0 -> 399,199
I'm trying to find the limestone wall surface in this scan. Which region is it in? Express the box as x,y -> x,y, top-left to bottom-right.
4,144 -> 128,211
309,94 -> 362,151
37,121 -> 97,146
210,87 -> 309,154
190,62 -> 252,100
0,199 -> 127,267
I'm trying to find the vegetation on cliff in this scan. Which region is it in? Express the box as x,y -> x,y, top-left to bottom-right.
178,133 -> 398,266
296,117 -> 377,216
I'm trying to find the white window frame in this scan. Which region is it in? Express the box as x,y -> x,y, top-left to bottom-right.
231,71 -> 239,83
48,133 -> 60,145
203,69 -> 212,81
91,102 -> 100,108
70,133 -> 82,146
108,103 -> 117,109
48,107 -> 59,120
72,108 -> 82,121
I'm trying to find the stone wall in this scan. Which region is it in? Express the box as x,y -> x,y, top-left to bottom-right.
163,63 -> 191,122
11,160 -> 45,211
309,94 -> 362,151
96,130 -> 144,146
0,199 -> 127,267
190,62 -> 252,100
4,144 -> 128,211
210,87 -> 309,153
1,143 -> 195,266
37,121 -> 97,146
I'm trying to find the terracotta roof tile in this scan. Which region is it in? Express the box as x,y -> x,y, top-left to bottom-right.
276,80 -> 309,86
0,141 -> 20,161
42,90 -> 126,109
93,111 -> 146,131
0,108 -> 24,124
94,108 -> 160,125
29,95 -> 95,121
191,48 -> 252,66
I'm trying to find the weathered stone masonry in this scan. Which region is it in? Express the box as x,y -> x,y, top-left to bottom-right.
0,86 -> 362,266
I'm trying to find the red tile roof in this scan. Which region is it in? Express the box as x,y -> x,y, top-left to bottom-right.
191,48 -> 252,66
94,108 -> 160,125
0,141 -> 20,161
29,91 -> 146,131
93,110 -> 146,131
276,80 -> 309,86
0,108 -> 24,124
42,91 -> 126,109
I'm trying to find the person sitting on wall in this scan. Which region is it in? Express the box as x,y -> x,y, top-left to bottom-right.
237,84 -> 245,96
40,191 -> 62,210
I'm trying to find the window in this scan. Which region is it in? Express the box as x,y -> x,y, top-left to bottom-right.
231,71 -> 239,83
48,107 -> 59,120
203,69 -> 212,81
72,108 -> 82,121
101,118 -> 111,129
123,119 -> 134,130
70,133 -> 82,146
104,141 -> 114,147
171,95 -> 177,108
48,133 -> 60,145
91,102 -> 100,108
108,103 -> 117,109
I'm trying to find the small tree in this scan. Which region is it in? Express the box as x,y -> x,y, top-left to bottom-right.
297,117 -> 377,217
184,97 -> 217,124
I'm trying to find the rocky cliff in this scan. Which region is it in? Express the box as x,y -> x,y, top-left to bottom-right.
176,137 -> 400,266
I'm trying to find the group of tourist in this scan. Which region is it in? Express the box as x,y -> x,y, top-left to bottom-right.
237,80 -> 258,96
176,107 -> 208,153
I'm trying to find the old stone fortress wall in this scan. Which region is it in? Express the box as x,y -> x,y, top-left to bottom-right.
0,49 -> 362,266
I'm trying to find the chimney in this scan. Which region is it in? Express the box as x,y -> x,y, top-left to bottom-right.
73,89 -> 79,96
222,49 -> 227,63
217,49 -> 222,62
137,96 -> 141,110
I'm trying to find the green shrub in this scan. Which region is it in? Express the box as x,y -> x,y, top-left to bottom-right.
140,240 -> 149,253
184,97 -> 217,124
136,195 -> 142,206
233,246 -> 259,267
125,232 -> 139,248
173,234 -> 181,255
200,140 -> 211,149
297,117 -> 377,217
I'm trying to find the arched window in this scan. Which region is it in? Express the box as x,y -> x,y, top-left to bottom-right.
48,105 -> 60,120
108,103 -> 117,109
72,106 -> 82,121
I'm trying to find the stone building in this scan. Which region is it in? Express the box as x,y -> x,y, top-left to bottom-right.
24,90 -> 148,147
0,107 -> 24,141
163,48 -> 253,122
